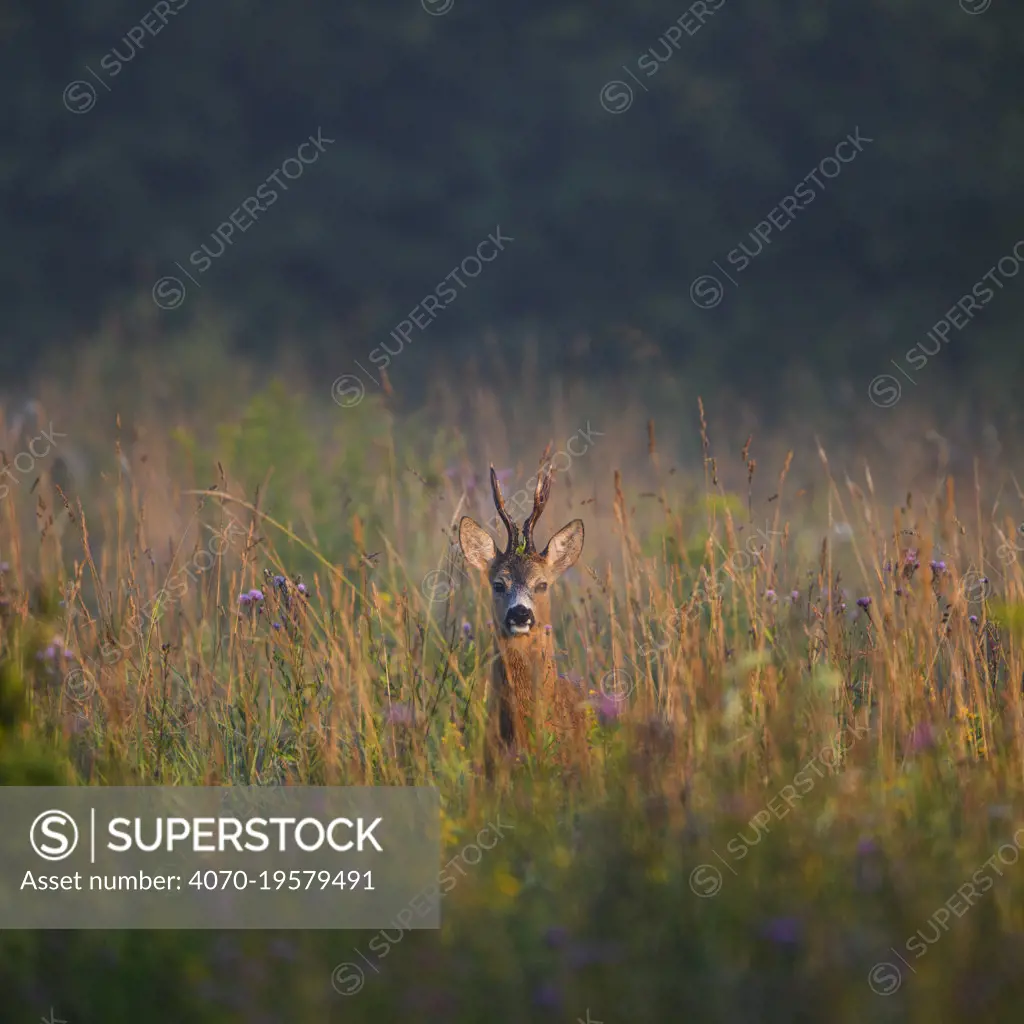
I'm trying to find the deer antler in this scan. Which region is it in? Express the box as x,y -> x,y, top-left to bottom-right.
490,464 -> 518,554
523,462 -> 553,554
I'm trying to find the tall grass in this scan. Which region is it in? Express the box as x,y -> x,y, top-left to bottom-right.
1,346 -> 1024,1022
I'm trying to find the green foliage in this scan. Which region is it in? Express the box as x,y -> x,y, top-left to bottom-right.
0,600 -> 75,785
218,379 -> 321,513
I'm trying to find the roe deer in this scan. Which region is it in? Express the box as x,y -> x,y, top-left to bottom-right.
459,462 -> 587,775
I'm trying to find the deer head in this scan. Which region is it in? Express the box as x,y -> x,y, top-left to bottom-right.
459,463 -> 584,638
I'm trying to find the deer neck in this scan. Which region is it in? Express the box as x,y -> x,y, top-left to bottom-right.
493,628 -> 556,692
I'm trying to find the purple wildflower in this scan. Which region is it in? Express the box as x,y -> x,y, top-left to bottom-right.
544,623 -> 553,633
930,560 -> 946,574
855,838 -> 885,893
43,644 -> 57,660
239,593 -> 252,606
461,620 -> 472,638
297,583 -> 307,595
444,465 -> 480,493
532,984 -> 562,1010
790,590 -> 799,602
969,614 -> 979,625
271,621 -> 281,630
385,702 -> 414,727
857,596 -> 872,610
760,916 -> 802,946
268,938 -> 298,962
591,692 -> 624,725
764,589 -> 777,602
248,588 -> 264,602
907,721 -> 935,753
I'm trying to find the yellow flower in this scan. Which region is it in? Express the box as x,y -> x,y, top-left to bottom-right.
646,863 -> 669,883
494,868 -> 521,899
803,853 -> 824,887
439,811 -> 460,847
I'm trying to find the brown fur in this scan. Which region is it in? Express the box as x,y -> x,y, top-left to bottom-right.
485,622 -> 587,774
459,463 -> 587,777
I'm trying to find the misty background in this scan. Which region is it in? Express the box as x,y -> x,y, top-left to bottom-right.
2,0 -> 1022,427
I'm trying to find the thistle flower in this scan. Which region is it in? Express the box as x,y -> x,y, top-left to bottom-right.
297,583 -> 307,595
856,596 -> 872,610
790,590 -> 800,602
591,692 -> 624,725
248,588 -> 264,602
385,702 -> 414,727
764,589 -> 777,602
239,593 -> 252,607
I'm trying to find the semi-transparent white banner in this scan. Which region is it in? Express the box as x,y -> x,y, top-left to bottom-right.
0,786 -> 440,929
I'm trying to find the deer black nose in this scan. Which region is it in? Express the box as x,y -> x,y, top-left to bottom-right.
506,605 -> 535,629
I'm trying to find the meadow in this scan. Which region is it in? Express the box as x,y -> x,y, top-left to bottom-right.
1,339 -> 1024,1023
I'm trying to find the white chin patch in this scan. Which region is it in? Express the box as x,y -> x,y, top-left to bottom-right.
507,624 -> 532,636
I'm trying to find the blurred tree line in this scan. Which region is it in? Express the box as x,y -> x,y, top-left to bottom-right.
3,0 -> 1024,392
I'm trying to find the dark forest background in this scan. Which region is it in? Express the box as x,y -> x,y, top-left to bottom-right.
2,0 -> 1023,401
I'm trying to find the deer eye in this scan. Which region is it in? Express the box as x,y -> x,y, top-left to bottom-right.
535,582 -> 548,593
492,580 -> 506,593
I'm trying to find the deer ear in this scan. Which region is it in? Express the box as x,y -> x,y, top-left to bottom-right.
459,516 -> 496,570
542,519 -> 584,577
